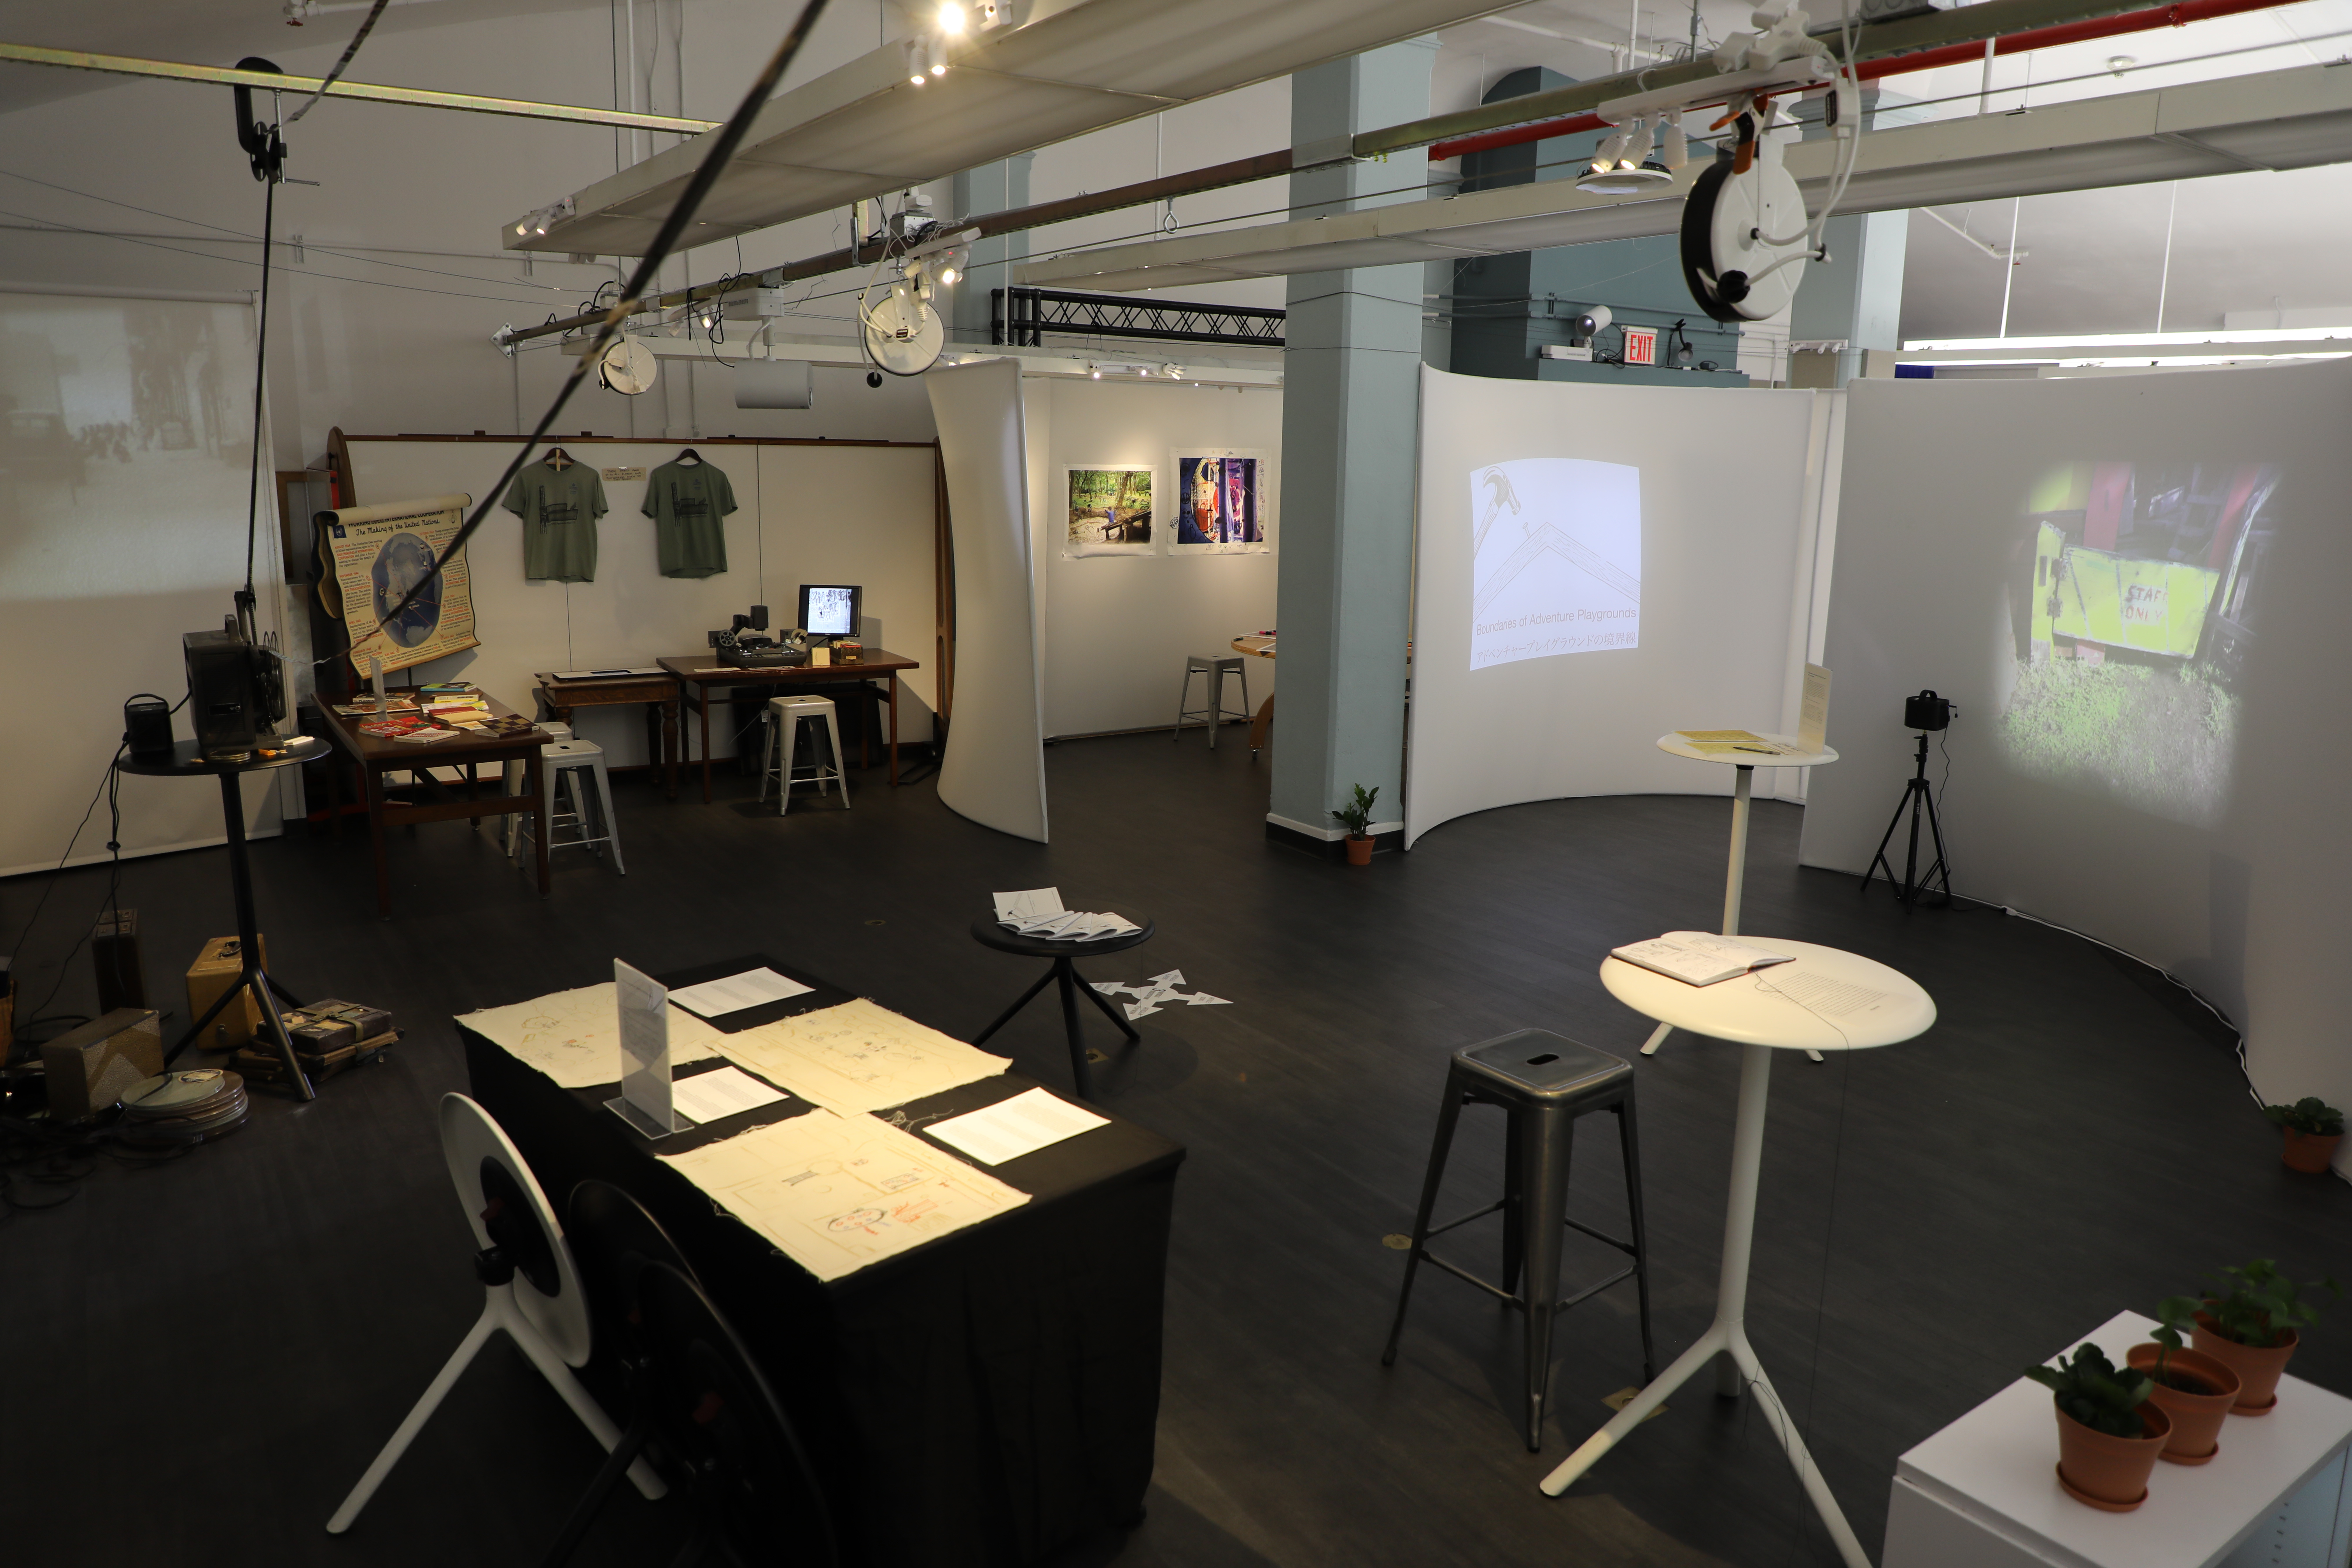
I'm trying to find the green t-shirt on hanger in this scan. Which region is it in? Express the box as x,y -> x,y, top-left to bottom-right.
643,456 -> 737,578
503,458 -> 607,582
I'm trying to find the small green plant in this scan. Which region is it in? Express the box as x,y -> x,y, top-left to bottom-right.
1331,784 -> 1379,839
2264,1098 -> 2346,1137
2148,1296 -> 2207,1391
2026,1343 -> 2152,1438
2201,1260 -> 2342,1349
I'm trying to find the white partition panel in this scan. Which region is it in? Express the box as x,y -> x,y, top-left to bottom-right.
1806,363 -> 2352,1162
1405,366 -> 1824,848
930,360 -> 1049,843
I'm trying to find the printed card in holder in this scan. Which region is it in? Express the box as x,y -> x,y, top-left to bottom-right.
606,959 -> 675,1138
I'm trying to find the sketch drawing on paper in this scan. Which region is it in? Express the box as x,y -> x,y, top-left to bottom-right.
1469,457 -> 1641,670
1065,466 -> 1155,556
457,982 -> 724,1089
719,997 -> 1009,1112
657,1108 -> 1029,1280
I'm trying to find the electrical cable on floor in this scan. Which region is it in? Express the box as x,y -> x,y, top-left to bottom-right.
376,0 -> 836,634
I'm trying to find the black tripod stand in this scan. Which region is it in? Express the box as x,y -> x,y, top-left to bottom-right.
1861,732 -> 1952,907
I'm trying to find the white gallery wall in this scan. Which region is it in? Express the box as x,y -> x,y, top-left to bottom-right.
0,289 -> 289,877
1025,377 -> 1281,737
1805,363 -> 2352,1165
346,438 -> 939,763
1405,367 -> 1840,848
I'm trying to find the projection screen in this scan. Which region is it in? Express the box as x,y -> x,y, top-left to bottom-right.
1803,362 -> 2352,1144
1406,366 -> 1829,847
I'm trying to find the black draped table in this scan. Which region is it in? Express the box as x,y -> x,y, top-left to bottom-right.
461,953 -> 1185,1568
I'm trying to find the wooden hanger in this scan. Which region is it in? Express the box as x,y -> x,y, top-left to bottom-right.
544,447 -> 572,470
676,447 -> 701,465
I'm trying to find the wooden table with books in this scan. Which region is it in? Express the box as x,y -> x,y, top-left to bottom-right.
308,683 -> 554,916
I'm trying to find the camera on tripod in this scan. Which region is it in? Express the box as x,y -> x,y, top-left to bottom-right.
1903,690 -> 1955,733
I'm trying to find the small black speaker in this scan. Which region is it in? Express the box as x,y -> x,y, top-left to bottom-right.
124,694 -> 174,759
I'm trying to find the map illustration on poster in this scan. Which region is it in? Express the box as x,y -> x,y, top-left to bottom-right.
315,493 -> 481,672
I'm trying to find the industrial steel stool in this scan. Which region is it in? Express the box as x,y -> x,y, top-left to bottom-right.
1381,1028 -> 1655,1451
760,695 -> 848,814
505,737 -> 624,875
1171,653 -> 1249,748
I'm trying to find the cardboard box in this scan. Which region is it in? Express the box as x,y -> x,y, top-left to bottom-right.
186,934 -> 269,1048
42,1008 -> 163,1120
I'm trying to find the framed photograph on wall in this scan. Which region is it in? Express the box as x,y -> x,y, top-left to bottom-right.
1063,465 -> 1157,556
1169,449 -> 1272,554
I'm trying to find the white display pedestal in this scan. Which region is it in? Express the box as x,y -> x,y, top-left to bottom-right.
1539,938 -> 1935,1568
1646,731 -> 1837,1062
1886,1310 -> 2352,1568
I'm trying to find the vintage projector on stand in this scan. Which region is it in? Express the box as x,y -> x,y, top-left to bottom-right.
712,605 -> 808,669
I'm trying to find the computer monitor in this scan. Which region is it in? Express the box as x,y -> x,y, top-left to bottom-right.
798,584 -> 861,640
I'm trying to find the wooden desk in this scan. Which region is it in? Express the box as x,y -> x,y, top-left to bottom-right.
309,693 -> 553,916
532,671 -> 681,800
1230,635 -> 1276,758
656,650 -> 922,802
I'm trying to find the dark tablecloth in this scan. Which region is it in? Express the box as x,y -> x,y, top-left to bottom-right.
462,954 -> 1185,1567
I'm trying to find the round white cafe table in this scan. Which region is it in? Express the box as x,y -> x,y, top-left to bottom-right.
1540,938 -> 1934,1568
1644,732 -> 1837,1060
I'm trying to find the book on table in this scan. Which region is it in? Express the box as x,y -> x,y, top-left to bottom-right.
1610,932 -> 1796,986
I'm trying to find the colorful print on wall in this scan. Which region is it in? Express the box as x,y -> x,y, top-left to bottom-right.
1170,449 -> 1271,554
1064,465 -> 1156,556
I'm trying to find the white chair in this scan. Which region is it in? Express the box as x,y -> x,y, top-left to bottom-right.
759,695 -> 848,815
505,737 -> 624,874
1172,654 -> 1250,749
325,1093 -> 665,1534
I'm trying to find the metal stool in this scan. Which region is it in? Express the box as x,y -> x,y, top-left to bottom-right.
1171,654 -> 1249,749
1381,1029 -> 1655,1451
759,696 -> 848,814
505,737 -> 624,874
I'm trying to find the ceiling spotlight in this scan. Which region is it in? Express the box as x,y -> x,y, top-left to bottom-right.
2108,54 -> 2136,75
515,222 -> 529,236
930,61 -> 946,76
938,266 -> 959,286
938,2 -> 967,32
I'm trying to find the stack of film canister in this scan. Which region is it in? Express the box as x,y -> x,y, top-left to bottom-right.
118,1069 -> 250,1147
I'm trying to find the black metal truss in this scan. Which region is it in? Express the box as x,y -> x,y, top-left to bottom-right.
993,287 -> 1284,349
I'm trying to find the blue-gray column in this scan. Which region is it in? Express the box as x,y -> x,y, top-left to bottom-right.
1267,40 -> 1436,849
1789,210 -> 1907,386
950,153 -> 1034,345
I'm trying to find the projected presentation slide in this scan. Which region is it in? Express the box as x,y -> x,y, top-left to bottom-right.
1469,458 -> 1641,670
1999,460 -> 2277,828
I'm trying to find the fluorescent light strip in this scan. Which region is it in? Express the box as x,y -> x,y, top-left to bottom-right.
1904,327 -> 2352,351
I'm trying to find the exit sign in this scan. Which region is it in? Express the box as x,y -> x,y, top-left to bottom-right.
1622,326 -> 1658,366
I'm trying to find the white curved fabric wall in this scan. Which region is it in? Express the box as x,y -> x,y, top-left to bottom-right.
930,360 -> 1049,843
1405,366 -> 1830,848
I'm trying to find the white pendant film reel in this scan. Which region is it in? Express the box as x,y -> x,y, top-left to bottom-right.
860,282 -> 944,377
597,337 -> 659,395
1680,144 -> 1812,324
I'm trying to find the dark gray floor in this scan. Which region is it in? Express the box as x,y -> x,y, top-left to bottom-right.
3,730 -> 2344,1568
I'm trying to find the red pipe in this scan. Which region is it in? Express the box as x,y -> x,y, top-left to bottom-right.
1426,0 -> 2300,161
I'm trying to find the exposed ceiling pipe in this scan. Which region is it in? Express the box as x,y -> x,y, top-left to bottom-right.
497,0 -> 2293,346
1423,0 -> 2310,159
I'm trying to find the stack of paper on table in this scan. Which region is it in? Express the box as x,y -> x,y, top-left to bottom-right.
1673,729 -> 1799,756
460,981 -> 729,1088
658,1107 -> 1029,1281
992,888 -> 1141,942
719,997 -> 1011,1113
1609,932 -> 1795,987
924,1087 -> 1108,1165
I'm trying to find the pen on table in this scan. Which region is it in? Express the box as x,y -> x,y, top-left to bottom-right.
1732,745 -> 1776,754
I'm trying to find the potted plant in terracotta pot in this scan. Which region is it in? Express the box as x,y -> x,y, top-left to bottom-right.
1332,784 -> 1378,867
2192,1259 -> 2342,1415
2026,1342 -> 2171,1511
2264,1097 -> 2345,1174
2126,1297 -> 2241,1465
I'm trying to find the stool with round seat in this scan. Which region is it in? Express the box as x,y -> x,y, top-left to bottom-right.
967,913 -> 1156,1097
1381,1029 -> 1655,1452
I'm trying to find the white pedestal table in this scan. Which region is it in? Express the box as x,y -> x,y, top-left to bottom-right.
1539,937 -> 1935,1568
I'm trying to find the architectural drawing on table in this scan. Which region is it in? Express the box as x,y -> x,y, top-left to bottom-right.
658,1107 -> 1029,1280
1469,458 -> 1643,671
1092,968 -> 1232,1021
459,981 -> 724,1088
718,997 -> 1010,1113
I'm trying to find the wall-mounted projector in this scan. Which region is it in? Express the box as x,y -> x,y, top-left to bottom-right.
734,359 -> 814,410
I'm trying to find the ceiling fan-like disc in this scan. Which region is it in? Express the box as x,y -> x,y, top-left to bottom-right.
1679,154 -> 1811,324
862,288 -> 944,377
598,338 -> 658,395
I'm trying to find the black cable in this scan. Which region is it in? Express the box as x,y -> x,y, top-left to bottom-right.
26,748 -> 130,1026
242,140 -> 279,614
381,0 -> 834,630
288,0 -> 392,123
4,744 -> 121,961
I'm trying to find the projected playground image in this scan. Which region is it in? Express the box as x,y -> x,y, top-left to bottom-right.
1998,460 -> 2278,828
1469,458 -> 1642,670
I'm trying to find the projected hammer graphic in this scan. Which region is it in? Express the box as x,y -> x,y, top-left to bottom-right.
1471,464 -> 1641,620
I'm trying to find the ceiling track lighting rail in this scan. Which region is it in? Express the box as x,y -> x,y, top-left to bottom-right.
0,40 -> 720,134
992,287 -> 1284,349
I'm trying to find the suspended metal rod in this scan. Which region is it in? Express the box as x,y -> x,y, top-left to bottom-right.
0,40 -> 719,133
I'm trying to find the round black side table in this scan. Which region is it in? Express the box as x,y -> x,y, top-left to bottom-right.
967,913 -> 1156,1098
117,736 -> 323,1099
